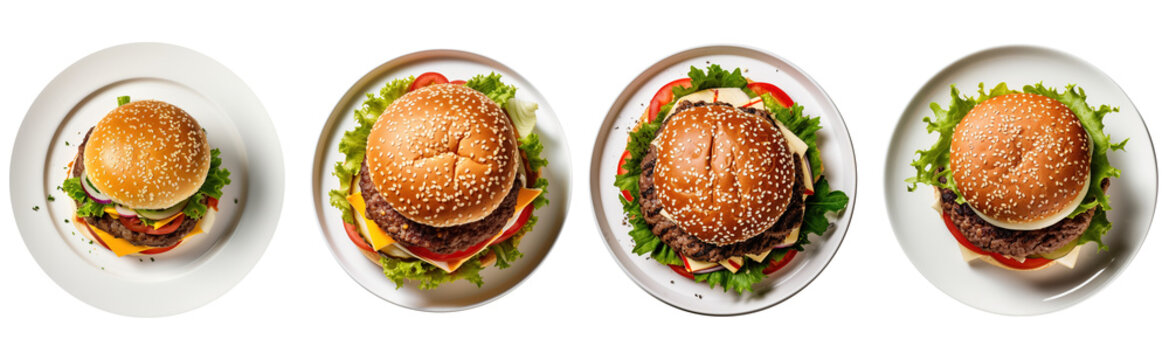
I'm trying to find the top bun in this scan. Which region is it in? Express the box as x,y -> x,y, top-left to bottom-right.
950,93 -> 1091,227
653,104 -> 795,245
83,100 -> 210,209
365,83 -> 519,228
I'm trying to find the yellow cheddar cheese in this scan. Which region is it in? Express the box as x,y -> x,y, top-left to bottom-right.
348,187 -> 543,273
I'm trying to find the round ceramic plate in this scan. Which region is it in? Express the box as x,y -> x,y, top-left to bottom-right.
885,45 -> 1157,315
312,49 -> 570,312
590,45 -> 857,316
11,43 -> 284,317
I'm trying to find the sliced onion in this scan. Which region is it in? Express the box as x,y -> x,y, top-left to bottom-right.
114,205 -> 138,218
135,199 -> 187,220
692,265 -> 724,275
80,175 -> 112,204
774,242 -> 797,249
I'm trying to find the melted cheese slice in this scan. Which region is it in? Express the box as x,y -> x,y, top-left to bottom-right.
79,213 -> 210,257
348,187 -> 543,273
346,192 -> 397,251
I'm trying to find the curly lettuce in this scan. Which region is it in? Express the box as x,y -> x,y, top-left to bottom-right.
614,65 -> 849,294
181,148 -> 231,219
906,83 -> 1127,249
332,74 -> 547,289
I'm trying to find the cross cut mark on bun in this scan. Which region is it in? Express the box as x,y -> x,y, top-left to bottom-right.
950,93 -> 1091,229
83,100 -> 210,209
652,103 -> 795,245
365,83 -> 519,228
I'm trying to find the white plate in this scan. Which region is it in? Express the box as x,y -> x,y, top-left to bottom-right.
312,50 -> 570,312
590,45 -> 857,316
11,43 -> 284,317
885,45 -> 1157,315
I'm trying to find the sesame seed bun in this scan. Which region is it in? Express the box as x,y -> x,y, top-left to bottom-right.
949,93 -> 1091,229
652,104 -> 796,245
365,84 -> 518,228
83,100 -> 210,209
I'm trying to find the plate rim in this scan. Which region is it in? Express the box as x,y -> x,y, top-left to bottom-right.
310,48 -> 572,312
10,42 -> 284,317
882,44 -> 1159,315
588,44 -> 858,316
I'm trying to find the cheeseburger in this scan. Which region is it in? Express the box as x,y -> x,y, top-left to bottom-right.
908,83 -> 1126,271
63,97 -> 231,257
615,65 -> 848,294
331,72 -> 549,290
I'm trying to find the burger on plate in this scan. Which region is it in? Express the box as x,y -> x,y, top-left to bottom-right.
907,83 -> 1126,271
62,97 -> 231,257
330,72 -> 549,290
614,65 -> 848,294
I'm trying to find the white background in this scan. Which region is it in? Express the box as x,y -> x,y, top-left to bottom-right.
1,1 -> 1164,358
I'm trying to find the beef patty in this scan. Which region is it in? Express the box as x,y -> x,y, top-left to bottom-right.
72,128 -> 200,248
937,169 -> 1106,257
638,100 -> 806,263
359,159 -> 521,255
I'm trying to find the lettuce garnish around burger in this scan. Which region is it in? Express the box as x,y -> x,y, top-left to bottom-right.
907,83 -> 1127,255
614,65 -> 849,294
329,73 -> 549,290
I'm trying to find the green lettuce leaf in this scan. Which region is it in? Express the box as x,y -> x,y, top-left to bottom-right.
614,64 -> 848,293
381,256 -> 484,290
181,148 -> 231,219
1024,83 -> 1126,216
62,177 -> 109,218
905,83 -> 1126,248
518,132 -> 550,209
673,64 -> 748,99
464,72 -> 516,106
905,83 -> 1014,202
328,76 -> 414,224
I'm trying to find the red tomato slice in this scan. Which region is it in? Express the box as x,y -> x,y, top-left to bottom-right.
617,150 -> 634,201
747,82 -> 793,108
449,80 -> 467,85
493,204 -> 534,245
206,197 -> 219,211
990,253 -> 1053,270
140,241 -> 182,255
343,221 -> 375,253
941,213 -> 1052,270
409,72 -> 449,92
669,264 -> 695,280
763,249 -> 799,275
647,78 -> 692,121
119,214 -> 185,235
